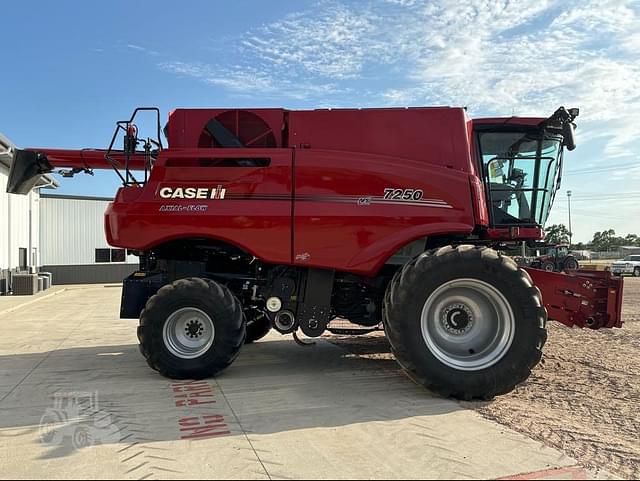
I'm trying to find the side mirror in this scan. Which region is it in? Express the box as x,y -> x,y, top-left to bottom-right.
563,122 -> 577,151
541,107 -> 579,151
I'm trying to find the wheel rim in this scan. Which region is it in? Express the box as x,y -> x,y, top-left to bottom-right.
162,307 -> 215,359
421,278 -> 515,371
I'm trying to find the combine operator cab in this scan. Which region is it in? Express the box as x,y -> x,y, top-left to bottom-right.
478,108 -> 577,229
6,104 -> 623,401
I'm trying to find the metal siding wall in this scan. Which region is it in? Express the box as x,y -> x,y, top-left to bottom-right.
40,197 -> 137,266
40,264 -> 138,285
32,193 -> 40,267
6,185 -> 33,268
0,168 -> 8,270
1,167 -> 40,273
9,193 -> 23,268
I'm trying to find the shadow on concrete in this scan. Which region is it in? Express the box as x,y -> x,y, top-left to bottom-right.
0,336 -> 462,459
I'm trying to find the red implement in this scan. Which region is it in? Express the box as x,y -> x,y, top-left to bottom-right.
525,268 -> 624,329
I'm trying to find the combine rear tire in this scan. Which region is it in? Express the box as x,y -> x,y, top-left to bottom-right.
137,278 -> 245,379
384,245 -> 547,400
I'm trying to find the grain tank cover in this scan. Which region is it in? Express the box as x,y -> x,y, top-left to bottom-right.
288,107 -> 471,170
165,107 -> 473,172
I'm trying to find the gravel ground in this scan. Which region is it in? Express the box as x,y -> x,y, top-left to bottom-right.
327,277 -> 640,479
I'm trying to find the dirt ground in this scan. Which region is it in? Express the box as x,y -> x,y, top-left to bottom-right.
327,277 -> 640,479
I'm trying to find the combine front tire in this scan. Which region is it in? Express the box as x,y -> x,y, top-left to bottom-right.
384,246 -> 547,400
137,278 -> 246,379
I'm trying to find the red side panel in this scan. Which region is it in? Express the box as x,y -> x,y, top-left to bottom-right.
88,106 -> 531,276
105,148 -> 293,265
293,149 -> 475,276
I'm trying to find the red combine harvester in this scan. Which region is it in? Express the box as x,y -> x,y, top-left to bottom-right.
7,106 -> 624,400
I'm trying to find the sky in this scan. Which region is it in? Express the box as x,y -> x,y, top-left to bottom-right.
1,0 -> 639,243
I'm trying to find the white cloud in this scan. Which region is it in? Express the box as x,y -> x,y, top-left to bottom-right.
159,61 -> 342,101
159,0 -> 640,156
374,0 -> 640,158
240,5 -> 378,80
127,44 -> 160,56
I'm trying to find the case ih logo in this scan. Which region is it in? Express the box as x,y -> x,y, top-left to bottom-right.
159,185 -> 226,200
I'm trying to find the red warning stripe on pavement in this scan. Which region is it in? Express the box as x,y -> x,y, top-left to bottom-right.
498,466 -> 587,480
170,381 -> 231,440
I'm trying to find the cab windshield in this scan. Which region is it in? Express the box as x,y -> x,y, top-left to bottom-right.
478,130 -> 564,226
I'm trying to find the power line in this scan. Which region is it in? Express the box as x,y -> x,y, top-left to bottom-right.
552,212 -> 630,221
552,192 -> 640,202
564,162 -> 638,175
574,190 -> 640,197
551,208 -> 631,221
567,197 -> 640,202
569,198 -> 640,203
568,195 -> 640,199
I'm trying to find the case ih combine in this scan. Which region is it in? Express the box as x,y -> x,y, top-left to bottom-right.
7,106 -> 624,400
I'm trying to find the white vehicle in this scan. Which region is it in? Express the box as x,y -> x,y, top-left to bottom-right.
611,255 -> 640,277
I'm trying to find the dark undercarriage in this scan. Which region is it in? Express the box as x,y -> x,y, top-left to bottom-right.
120,238 -> 406,338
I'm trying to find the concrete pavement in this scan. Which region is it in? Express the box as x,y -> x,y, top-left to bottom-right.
0,286 -> 607,479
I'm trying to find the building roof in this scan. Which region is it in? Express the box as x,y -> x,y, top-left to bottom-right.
40,193 -> 115,202
0,132 -> 14,169
0,132 -> 59,188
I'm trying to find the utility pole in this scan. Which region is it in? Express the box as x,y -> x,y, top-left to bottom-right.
567,190 -> 573,248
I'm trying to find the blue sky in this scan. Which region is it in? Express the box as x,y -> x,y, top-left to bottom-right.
1,0 -> 638,242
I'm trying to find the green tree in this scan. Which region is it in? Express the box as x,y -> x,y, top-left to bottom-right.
545,224 -> 571,245
591,229 -> 617,251
624,234 -> 640,246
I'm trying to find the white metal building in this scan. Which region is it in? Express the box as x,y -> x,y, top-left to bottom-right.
39,194 -> 138,284
0,133 -> 57,293
2,133 -> 137,289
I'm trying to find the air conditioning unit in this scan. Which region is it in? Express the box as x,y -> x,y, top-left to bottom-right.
39,272 -> 53,288
12,274 -> 39,295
